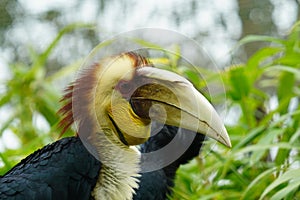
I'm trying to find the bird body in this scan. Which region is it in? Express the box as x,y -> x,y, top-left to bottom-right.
0,137 -> 100,200
0,52 -> 231,199
0,125 -> 203,200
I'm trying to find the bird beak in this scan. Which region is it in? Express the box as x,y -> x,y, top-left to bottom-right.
130,67 -> 231,147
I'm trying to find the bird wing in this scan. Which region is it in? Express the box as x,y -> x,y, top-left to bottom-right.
0,137 -> 101,200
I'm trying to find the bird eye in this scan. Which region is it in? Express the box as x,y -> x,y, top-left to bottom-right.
130,98 -> 151,119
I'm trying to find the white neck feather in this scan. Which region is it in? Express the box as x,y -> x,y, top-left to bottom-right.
91,130 -> 141,200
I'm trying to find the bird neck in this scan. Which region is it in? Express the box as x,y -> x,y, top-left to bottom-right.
91,129 -> 141,200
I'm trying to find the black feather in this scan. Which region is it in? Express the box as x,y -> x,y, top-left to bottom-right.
133,123 -> 205,200
0,124 -> 204,200
0,137 -> 101,200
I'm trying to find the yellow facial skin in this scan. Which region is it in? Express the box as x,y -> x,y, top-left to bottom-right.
108,94 -> 151,145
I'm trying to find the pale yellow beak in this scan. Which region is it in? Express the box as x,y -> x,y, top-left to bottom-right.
130,67 -> 231,147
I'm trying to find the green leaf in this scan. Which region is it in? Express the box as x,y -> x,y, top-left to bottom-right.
270,178 -> 300,200
266,65 -> 300,77
249,129 -> 283,165
237,143 -> 300,155
276,54 -> 300,67
131,38 -> 164,50
0,113 -> 17,137
0,91 -> 13,107
0,153 -> 12,170
260,169 -> 300,200
247,47 -> 283,70
242,167 -> 277,200
236,35 -> 284,47
228,65 -> 250,100
233,126 -> 265,150
31,23 -> 95,73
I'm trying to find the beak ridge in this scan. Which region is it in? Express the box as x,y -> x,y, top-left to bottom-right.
132,67 -> 231,148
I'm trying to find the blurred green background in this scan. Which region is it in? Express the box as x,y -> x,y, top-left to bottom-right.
0,1 -> 300,199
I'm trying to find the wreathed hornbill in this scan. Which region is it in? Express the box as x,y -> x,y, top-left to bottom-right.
0,52 -> 231,200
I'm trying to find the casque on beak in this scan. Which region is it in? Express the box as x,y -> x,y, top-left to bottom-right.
129,66 -> 231,147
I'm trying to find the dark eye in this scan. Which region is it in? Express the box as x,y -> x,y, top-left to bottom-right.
130,98 -> 151,119
129,85 -> 152,119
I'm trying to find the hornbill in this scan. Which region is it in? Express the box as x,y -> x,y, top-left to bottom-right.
0,52 -> 231,200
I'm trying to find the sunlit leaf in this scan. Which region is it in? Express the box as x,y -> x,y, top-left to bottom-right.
270,178 -> 300,200
260,169 -> 300,200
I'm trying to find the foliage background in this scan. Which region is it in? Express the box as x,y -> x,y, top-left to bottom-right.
0,1 -> 300,199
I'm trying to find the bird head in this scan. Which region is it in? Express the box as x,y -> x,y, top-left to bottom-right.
59,52 -> 231,149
